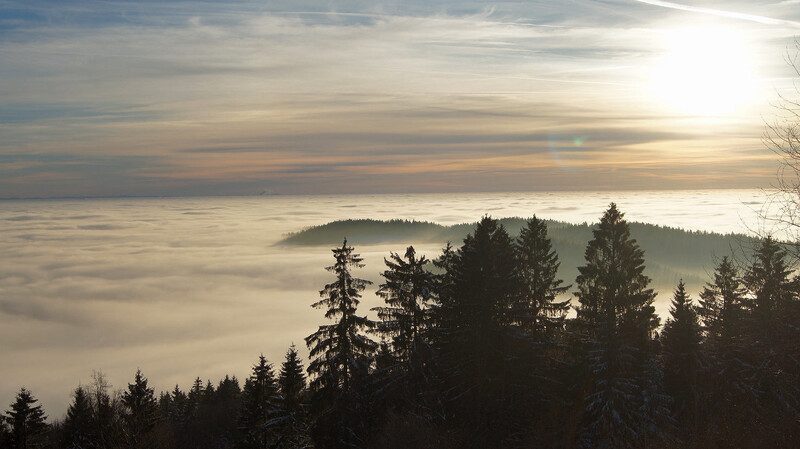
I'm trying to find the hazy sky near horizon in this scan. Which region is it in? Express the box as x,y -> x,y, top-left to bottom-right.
2,0 -> 800,197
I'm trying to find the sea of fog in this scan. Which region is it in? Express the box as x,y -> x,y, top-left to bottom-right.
0,189 -> 781,417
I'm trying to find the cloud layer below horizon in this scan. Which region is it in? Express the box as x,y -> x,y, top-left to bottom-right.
1,0 -> 799,196
0,190 -> 772,417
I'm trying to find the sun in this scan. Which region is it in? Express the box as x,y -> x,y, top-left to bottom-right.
651,27 -> 757,116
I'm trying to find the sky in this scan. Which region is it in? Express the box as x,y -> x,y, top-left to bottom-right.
1,0 -> 800,198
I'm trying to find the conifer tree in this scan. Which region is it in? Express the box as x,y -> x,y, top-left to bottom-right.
514,215 -> 570,336
121,369 -> 158,449
698,256 -> 746,346
277,346 -> 310,449
0,416 -> 11,449
305,239 -> 377,394
215,376 -> 243,448
573,203 -> 669,449
741,238 -> 800,445
660,281 -> 702,434
429,241 -> 457,342
432,241 -> 457,305
373,246 -> 436,376
62,386 -> 96,449
187,377 -> 205,414
239,355 -> 281,449
697,256 -> 756,446
168,385 -> 188,430
5,387 -> 48,449
743,237 -> 793,343
435,216 -> 526,444
305,239 -> 377,448
279,345 -> 306,415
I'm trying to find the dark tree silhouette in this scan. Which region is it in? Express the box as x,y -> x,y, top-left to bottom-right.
741,237 -> 800,447
238,355 -> 281,449
62,386 -> 96,449
121,369 -> 158,449
306,238 -> 377,395
696,257 -> 757,447
305,239 -> 377,448
434,216 -> 530,447
660,280 -> 703,437
372,246 -> 436,388
5,388 -> 48,449
573,203 -> 670,449
279,345 -> 306,415
743,237 -> 794,340
0,415 -> 11,448
514,214 -> 570,336
277,346 -> 311,449
88,371 -> 121,449
698,256 -> 746,347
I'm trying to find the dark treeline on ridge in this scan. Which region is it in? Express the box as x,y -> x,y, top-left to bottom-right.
282,217 -> 758,291
4,204 -> 800,449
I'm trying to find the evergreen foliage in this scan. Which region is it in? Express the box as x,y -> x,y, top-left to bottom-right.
514,214 -> 571,336
573,203 -> 670,449
434,216 -> 531,447
238,355 -> 281,449
277,346 -> 311,449
741,238 -> 800,446
698,257 -> 746,346
305,239 -> 377,448
279,345 -> 306,415
660,281 -> 702,438
372,246 -> 437,402
306,239 -> 377,395
61,386 -> 95,449
5,387 -> 48,449
121,369 -> 158,449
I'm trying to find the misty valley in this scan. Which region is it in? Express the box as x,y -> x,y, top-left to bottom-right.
3,201 -> 799,449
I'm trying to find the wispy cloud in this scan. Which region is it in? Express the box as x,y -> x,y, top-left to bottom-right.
631,0 -> 800,27
0,0 -> 796,197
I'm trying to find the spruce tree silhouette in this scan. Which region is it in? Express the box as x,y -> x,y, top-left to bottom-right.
305,239 -> 376,449
121,369 -> 158,449
238,355 -> 280,449
61,386 -> 96,449
661,280 -> 703,438
573,204 -> 671,449
5,388 -> 48,449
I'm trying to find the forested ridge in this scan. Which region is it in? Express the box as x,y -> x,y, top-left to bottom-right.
282,217 -> 757,291
4,204 -> 800,449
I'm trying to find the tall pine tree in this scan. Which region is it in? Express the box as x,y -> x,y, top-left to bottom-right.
62,386 -> 96,449
239,355 -> 281,449
697,256 -> 754,447
121,369 -> 158,449
742,238 -> 800,446
5,388 -> 48,449
277,346 -> 310,449
279,345 -> 306,415
573,203 -> 670,449
306,239 -> 377,395
698,256 -> 746,347
514,214 -> 570,336
372,246 -> 436,386
305,239 -> 377,448
660,280 -> 703,438
435,216 -> 527,446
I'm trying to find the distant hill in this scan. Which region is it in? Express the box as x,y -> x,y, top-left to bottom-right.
281,218 -> 760,293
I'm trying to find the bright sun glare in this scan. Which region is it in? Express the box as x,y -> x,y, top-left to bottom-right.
652,27 -> 757,116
